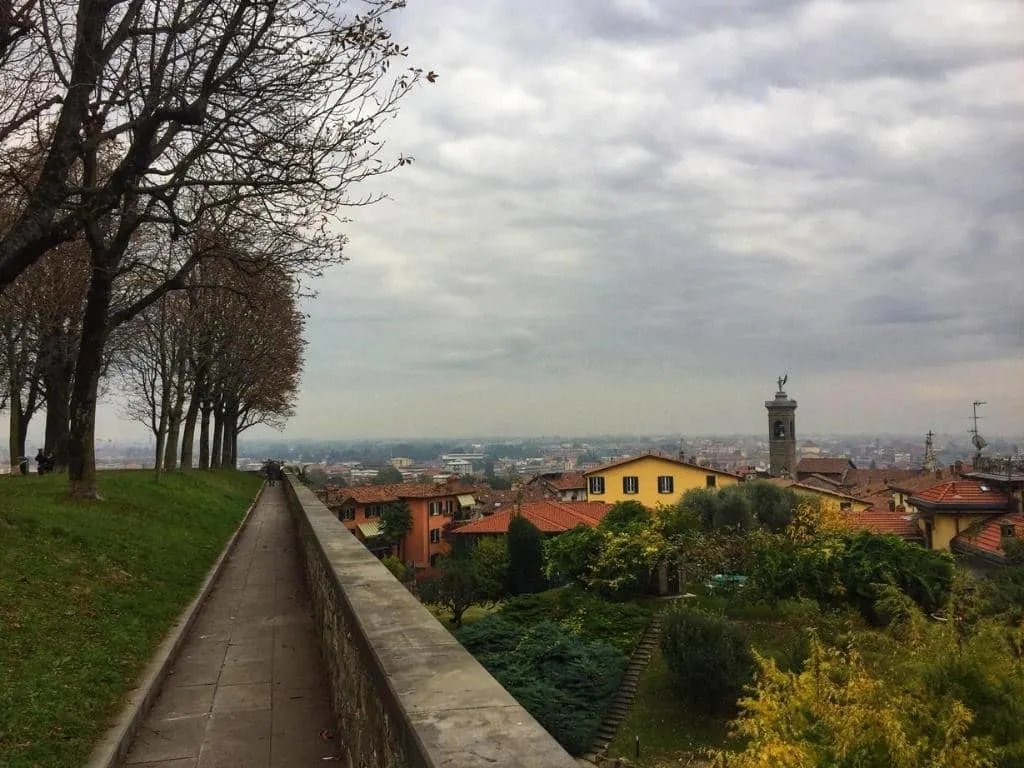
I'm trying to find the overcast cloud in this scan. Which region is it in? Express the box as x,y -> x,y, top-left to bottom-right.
99,0 -> 1024,441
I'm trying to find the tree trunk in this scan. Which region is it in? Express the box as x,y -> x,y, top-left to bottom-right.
198,399 -> 212,470
180,387 -> 202,469
221,398 -> 237,470
68,265 -> 115,499
163,354 -> 187,471
210,399 -> 223,470
8,377 -> 22,474
18,376 -> 39,463
43,368 -> 72,472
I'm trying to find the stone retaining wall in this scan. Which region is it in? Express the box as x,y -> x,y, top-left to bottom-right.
284,477 -> 578,768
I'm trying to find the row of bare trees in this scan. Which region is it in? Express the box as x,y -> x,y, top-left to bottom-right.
0,0 -> 425,496
116,257 -> 305,477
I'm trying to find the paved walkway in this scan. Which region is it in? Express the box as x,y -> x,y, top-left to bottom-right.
123,484 -> 338,767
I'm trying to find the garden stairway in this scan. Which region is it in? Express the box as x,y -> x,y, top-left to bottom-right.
585,610 -> 664,760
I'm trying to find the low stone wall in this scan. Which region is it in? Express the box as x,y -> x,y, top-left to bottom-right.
285,477 -> 578,768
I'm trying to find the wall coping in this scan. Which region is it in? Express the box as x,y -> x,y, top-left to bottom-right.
287,479 -> 578,767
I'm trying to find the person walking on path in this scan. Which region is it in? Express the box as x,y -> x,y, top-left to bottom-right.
265,460 -> 283,487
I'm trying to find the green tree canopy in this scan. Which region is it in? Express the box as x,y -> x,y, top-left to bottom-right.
598,500 -> 652,533
418,556 -> 491,628
713,485 -> 755,531
372,465 -> 405,485
471,537 -> 510,601
586,527 -> 669,598
544,525 -> 604,587
507,515 -> 547,595
378,500 -> 413,559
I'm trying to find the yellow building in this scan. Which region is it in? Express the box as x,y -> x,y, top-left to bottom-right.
582,453 -> 740,507
766,478 -> 872,514
908,479 -> 1015,552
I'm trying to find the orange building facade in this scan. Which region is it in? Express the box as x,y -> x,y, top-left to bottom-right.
322,482 -> 478,568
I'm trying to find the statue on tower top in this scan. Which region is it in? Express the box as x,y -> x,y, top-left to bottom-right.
777,373 -> 788,393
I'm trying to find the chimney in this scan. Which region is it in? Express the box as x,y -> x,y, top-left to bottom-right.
935,468 -> 942,479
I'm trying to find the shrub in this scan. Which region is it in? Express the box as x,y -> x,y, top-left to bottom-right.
921,620 -> 1024,761
719,638 -> 997,768
496,587 -> 653,653
455,618 -> 628,755
507,515 -> 547,595
981,562 -> 1024,623
454,615 -> 523,658
744,531 -> 955,624
660,605 -> 754,716
381,555 -> 408,583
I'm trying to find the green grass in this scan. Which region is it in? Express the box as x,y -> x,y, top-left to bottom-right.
0,470 -> 262,768
426,602 -> 502,630
607,647 -> 734,766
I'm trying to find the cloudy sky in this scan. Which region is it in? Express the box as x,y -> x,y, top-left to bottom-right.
98,0 -> 1024,441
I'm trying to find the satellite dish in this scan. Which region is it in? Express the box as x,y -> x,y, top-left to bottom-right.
971,433 -> 987,451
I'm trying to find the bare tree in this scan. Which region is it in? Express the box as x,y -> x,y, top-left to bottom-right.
115,292 -> 188,479
0,0 -> 427,497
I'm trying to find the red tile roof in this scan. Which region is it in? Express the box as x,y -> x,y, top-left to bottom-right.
766,478 -> 868,504
331,481 -> 474,505
582,452 -> 741,479
952,512 -> 1024,560
846,505 -> 921,539
795,457 -> 856,477
909,480 -> 1012,509
450,501 -> 612,535
799,473 -> 843,490
547,473 -> 586,491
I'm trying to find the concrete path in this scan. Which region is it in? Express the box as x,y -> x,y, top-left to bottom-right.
122,484 -> 339,767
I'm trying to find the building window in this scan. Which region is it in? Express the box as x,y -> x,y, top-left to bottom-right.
443,499 -> 454,516
430,528 -> 442,544
774,420 -> 786,439
339,508 -> 355,522
428,501 -> 443,516
706,475 -> 717,489
1001,523 -> 1016,539
840,501 -> 852,512
589,477 -> 605,495
623,476 -> 639,494
657,476 -> 674,494
365,504 -> 382,518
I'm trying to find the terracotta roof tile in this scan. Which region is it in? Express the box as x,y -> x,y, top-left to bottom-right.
910,480 -> 1012,509
953,513 -> 1024,560
583,452 -> 741,478
800,473 -> 843,490
846,505 -> 921,538
795,457 -> 856,476
766,478 -> 868,503
547,473 -> 587,491
332,481 -> 474,505
451,501 -> 612,535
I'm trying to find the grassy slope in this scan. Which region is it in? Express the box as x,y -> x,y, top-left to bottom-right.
0,470 -> 261,768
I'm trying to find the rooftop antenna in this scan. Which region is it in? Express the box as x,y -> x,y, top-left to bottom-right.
969,401 -> 987,458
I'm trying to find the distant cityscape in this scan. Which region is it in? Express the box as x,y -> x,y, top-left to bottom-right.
4,431 -> 1017,479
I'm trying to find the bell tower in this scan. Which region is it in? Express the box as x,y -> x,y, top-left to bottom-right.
766,375 -> 797,477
